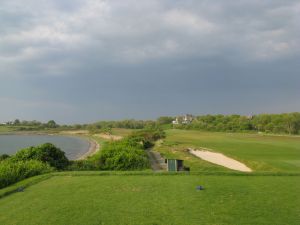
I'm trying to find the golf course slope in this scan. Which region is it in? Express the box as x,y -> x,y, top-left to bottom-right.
0,172 -> 299,225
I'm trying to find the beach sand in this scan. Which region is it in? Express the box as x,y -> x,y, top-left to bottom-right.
77,138 -> 100,160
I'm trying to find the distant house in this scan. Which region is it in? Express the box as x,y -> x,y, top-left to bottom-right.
172,114 -> 194,125
172,117 -> 179,125
0,121 -> 12,125
182,114 -> 194,124
246,115 -> 254,119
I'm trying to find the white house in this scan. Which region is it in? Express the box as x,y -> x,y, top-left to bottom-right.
172,118 -> 179,125
182,114 -> 193,124
172,114 -> 194,125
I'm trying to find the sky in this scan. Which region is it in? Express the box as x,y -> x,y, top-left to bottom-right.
0,0 -> 299,124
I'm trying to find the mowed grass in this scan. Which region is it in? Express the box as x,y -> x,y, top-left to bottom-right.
155,130 -> 300,172
0,173 -> 299,225
0,126 -> 17,133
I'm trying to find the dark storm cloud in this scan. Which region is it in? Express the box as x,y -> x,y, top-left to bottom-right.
0,0 -> 299,123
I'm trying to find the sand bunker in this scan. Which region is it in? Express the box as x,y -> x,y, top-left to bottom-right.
188,148 -> 252,172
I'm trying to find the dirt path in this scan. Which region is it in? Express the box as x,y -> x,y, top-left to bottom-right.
147,150 -> 167,171
189,148 -> 252,172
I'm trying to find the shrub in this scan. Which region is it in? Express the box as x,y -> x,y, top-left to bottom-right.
129,129 -> 166,149
67,160 -> 101,171
0,154 -> 10,162
0,160 -> 53,189
97,140 -> 149,170
13,143 -> 69,170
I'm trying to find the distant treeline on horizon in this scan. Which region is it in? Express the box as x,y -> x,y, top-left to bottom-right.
1,112 -> 300,135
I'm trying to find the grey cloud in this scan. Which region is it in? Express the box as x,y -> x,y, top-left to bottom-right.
0,0 -> 299,123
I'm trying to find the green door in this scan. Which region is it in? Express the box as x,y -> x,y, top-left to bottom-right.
168,159 -> 177,172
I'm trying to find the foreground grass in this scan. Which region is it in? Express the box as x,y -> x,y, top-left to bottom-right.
155,130 -> 300,172
0,172 -> 299,225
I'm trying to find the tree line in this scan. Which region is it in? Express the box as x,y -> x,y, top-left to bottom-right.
1,119 -> 59,130
172,113 -> 300,135
3,113 -> 300,135
85,113 -> 300,135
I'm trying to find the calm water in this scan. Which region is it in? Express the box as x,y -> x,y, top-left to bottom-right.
0,135 -> 89,160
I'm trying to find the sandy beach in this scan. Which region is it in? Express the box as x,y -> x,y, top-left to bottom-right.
77,138 -> 100,160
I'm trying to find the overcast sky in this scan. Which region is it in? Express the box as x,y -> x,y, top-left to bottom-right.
0,0 -> 299,124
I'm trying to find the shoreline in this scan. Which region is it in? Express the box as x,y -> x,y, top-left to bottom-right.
0,132 -> 100,160
77,138 -> 100,160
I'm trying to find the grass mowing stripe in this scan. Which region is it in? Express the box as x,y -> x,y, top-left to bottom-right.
0,174 -> 299,225
0,173 -> 53,199
2,170 -> 299,199
53,171 -> 300,176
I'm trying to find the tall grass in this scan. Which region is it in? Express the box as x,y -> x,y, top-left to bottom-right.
97,140 -> 150,170
0,160 -> 53,189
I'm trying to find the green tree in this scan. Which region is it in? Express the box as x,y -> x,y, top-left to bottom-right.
284,113 -> 299,134
0,154 -> 10,161
47,120 -> 57,128
157,116 -> 174,125
14,119 -> 20,125
13,143 -> 69,169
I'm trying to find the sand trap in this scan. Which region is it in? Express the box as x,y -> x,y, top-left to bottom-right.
188,148 -> 252,172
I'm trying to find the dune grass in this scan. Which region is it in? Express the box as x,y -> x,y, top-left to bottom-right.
111,128 -> 136,137
154,130 -> 300,172
0,173 -> 299,225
